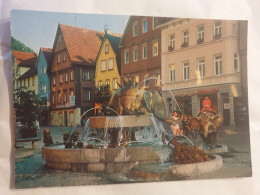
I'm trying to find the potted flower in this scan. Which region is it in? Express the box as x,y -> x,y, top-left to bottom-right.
62,129 -> 81,148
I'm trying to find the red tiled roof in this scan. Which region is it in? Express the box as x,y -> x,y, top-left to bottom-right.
40,47 -> 53,66
59,24 -> 105,66
12,50 -> 37,68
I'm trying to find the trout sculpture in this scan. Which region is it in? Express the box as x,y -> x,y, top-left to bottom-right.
105,76 -> 183,146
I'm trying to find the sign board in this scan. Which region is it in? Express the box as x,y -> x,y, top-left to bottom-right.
70,95 -> 75,106
224,103 -> 230,109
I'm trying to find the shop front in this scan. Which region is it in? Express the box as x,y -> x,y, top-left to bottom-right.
50,107 -> 81,126
162,84 -> 242,126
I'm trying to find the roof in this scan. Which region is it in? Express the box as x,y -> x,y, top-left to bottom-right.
12,50 -> 37,68
18,65 -> 37,80
54,23 -> 104,66
106,32 -> 122,57
40,47 -> 53,67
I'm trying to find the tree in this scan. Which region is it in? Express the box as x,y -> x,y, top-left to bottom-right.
94,85 -> 112,107
14,87 -> 44,137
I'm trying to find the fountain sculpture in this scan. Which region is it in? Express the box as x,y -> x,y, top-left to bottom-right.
42,77 -> 223,180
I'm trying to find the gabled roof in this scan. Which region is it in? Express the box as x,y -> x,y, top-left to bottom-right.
95,31 -> 122,76
18,66 -> 37,80
53,23 -> 104,66
12,50 -> 37,68
40,47 -> 53,67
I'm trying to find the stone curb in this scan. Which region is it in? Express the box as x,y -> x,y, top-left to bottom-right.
169,155 -> 222,176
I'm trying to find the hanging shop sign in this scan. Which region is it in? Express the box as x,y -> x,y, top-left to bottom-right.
224,103 -> 231,109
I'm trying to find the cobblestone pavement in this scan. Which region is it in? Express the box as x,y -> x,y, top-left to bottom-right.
14,125 -> 252,188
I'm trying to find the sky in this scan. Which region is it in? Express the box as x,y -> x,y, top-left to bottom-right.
11,10 -> 129,53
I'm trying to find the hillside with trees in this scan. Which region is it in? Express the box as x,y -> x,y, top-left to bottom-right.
11,37 -> 35,53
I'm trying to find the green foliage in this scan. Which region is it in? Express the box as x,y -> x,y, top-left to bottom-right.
94,85 -> 112,106
14,87 -> 44,129
11,37 -> 35,54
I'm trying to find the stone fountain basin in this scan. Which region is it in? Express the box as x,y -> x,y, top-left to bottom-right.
129,155 -> 222,181
42,144 -> 171,173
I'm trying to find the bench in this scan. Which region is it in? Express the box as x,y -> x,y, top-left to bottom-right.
15,137 -> 41,150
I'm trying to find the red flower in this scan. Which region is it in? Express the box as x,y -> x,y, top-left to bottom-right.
78,129 -> 81,134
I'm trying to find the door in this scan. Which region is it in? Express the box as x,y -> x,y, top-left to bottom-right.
222,97 -> 230,125
64,111 -> 68,126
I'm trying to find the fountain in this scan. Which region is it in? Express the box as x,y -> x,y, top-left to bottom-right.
42,76 -> 223,180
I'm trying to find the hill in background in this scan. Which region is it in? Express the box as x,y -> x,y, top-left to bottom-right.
11,37 -> 35,54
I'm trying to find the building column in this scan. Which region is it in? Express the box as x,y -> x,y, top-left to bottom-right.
191,94 -> 199,116
217,92 -> 222,115
229,91 -> 235,126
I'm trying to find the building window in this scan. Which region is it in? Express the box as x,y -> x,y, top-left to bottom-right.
183,62 -> 190,80
112,78 -> 118,89
133,75 -> 139,85
69,112 -> 74,123
142,20 -> 148,33
41,85 -> 47,93
152,41 -> 158,56
169,65 -> 175,82
82,70 -> 90,80
198,58 -> 205,78
101,60 -> 106,71
28,78 -> 30,87
98,81 -> 102,89
63,52 -> 66,62
24,79 -> 26,87
142,45 -> 147,59
53,75 -> 56,85
83,89 -> 91,101
154,72 -> 160,86
52,93 -> 55,104
59,74 -> 63,83
105,79 -> 110,86
153,17 -> 159,29
41,66 -> 46,74
214,21 -> 222,38
182,31 -> 189,48
168,34 -> 175,51
133,48 -> 138,61
57,53 -> 61,64
214,55 -> 223,75
108,58 -> 114,70
32,76 -> 35,86
65,72 -> 69,82
105,44 -> 109,53
133,21 -> 138,36
58,91 -> 61,104
63,90 -> 67,103
197,26 -> 204,44
70,70 -> 74,81
234,53 -> 239,72
144,73 -> 149,88
124,50 -> 129,63
70,88 -> 74,96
